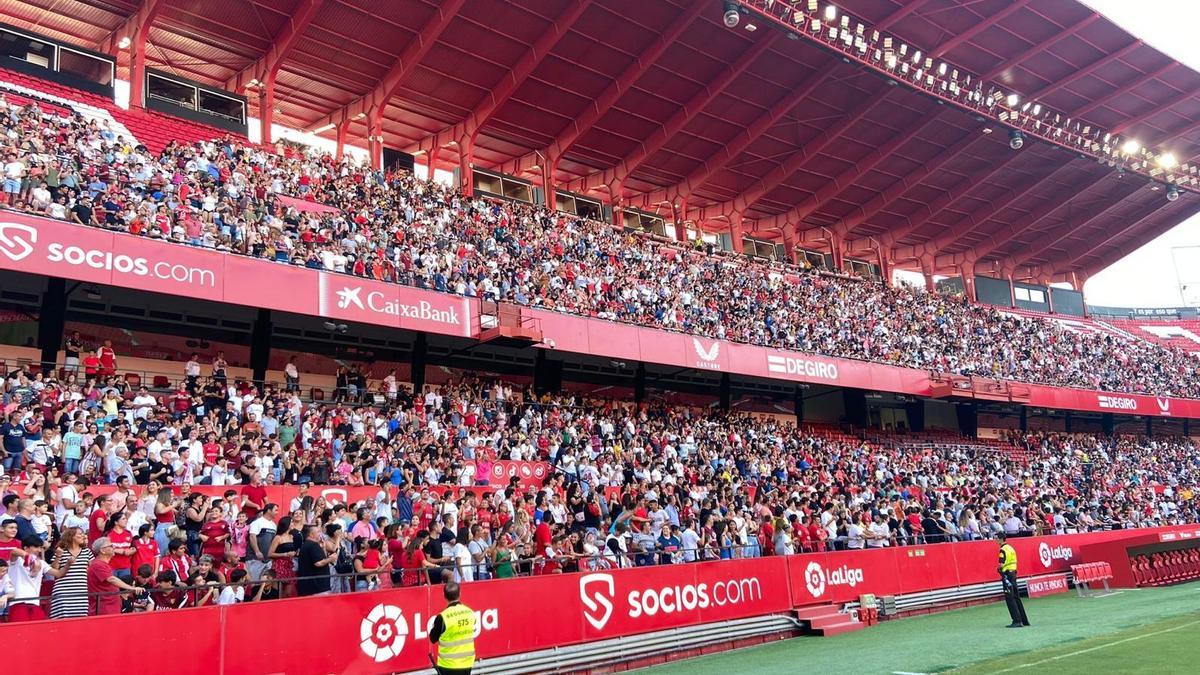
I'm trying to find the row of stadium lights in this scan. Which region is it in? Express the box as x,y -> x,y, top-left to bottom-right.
726,1 -> 1192,201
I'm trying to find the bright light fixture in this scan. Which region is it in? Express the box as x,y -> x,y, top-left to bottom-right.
1006,93 -> 1019,107
825,5 -> 837,21
117,36 -> 131,49
1122,139 -> 1140,154
313,123 -> 335,133
1158,153 -> 1177,168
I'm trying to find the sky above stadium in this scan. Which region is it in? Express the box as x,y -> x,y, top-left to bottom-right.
1081,0 -> 1200,307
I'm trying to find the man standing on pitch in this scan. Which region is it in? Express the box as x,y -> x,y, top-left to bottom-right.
997,533 -> 1030,627
429,581 -> 476,674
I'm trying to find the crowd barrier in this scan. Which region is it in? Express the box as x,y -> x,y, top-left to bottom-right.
3,211 -> 1200,419
4,524 -> 1197,675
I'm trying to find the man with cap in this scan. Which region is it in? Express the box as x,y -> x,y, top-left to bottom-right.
997,533 -> 1030,627
429,581 -> 476,674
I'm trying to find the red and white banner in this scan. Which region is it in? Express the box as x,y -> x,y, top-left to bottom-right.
1026,574 -> 1069,598
0,213 -> 475,338
3,525 -> 1199,674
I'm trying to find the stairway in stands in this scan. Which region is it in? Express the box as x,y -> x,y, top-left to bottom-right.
0,66 -> 241,153
793,604 -> 866,637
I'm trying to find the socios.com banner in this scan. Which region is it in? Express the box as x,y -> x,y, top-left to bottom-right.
0,213 -> 475,338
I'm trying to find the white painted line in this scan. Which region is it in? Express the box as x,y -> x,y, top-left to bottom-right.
892,671 -> 931,675
990,619 -> 1200,673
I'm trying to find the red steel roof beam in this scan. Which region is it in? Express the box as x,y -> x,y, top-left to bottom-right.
305,0 -> 466,134
1025,40 -> 1143,102
755,105 -> 947,235
1072,200 -> 1188,276
981,13 -> 1100,81
886,150 -> 1048,261
97,0 -> 165,109
632,65 -> 836,210
1111,84 -> 1200,135
492,0 -> 707,179
1008,181 -> 1143,270
1070,62 -> 1178,118
692,81 -> 892,221
561,33 -> 775,199
945,168 -> 1109,268
930,0 -> 1030,59
408,0 -> 594,155
1013,187 -> 1156,278
224,0 -> 324,92
800,127 -> 981,244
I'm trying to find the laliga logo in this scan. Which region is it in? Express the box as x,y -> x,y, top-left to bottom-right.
804,561 -> 826,598
1038,542 -> 1073,568
692,338 -> 722,370
580,573 -> 615,630
359,602 -> 500,663
360,604 -> 409,663
804,561 -> 863,598
0,222 -> 37,262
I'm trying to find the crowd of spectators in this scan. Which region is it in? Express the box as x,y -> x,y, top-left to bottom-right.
0,352 -> 1196,621
2,94 -> 1200,397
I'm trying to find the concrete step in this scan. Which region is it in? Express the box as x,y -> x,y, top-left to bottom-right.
813,620 -> 867,637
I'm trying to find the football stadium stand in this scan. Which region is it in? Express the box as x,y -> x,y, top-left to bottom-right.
0,1 -> 1198,673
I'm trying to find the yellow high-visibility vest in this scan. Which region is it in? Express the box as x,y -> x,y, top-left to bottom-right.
999,543 -> 1018,573
436,603 -> 477,670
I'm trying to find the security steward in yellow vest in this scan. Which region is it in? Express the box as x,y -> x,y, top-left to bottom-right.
997,533 -> 1030,628
429,582 -> 477,675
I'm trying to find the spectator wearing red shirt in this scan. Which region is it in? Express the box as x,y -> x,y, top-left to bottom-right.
241,474 -> 268,519
199,508 -> 231,559
88,494 -> 112,545
96,339 -> 117,377
88,537 -> 145,615
105,511 -> 136,580
131,524 -> 159,573
0,519 -> 18,561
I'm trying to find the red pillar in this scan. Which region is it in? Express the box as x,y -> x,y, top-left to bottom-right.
609,181 -> 624,228
782,224 -> 798,264
458,134 -> 474,196
877,246 -> 894,285
335,119 -> 348,160
129,29 -> 150,108
542,154 -> 558,209
959,262 -> 977,302
258,77 -> 276,145
427,146 -> 441,179
673,198 -> 689,242
830,232 -> 845,272
368,112 -> 384,171
729,212 -> 745,254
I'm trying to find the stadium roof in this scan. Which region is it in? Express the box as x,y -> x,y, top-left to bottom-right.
4,0 -> 1200,283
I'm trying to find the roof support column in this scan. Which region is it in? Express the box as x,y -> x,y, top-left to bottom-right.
541,153 -> 559,209
258,78 -> 276,145
729,212 -> 744,254
457,134 -> 474,196
782,225 -> 798,264
830,232 -> 845,272
129,27 -> 151,108
427,145 -> 442,177
959,257 -> 977,302
673,198 -> 688,242
335,118 -> 349,160
920,254 -> 935,291
368,109 -> 385,170
876,243 -> 893,286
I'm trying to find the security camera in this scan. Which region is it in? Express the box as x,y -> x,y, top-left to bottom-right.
1008,129 -> 1024,150
723,1 -> 740,28
322,321 -> 337,331
1167,185 -> 1180,202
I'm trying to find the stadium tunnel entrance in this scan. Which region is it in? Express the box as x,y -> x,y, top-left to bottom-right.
0,268 -> 1189,438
